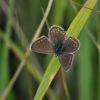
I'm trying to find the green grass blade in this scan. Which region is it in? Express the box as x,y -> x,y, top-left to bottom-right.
0,0 -> 15,99
78,30 -> 93,100
96,10 -> 100,100
34,57 -> 60,100
51,0 -> 67,25
34,0 -> 97,99
98,28 -> 100,100
67,0 -> 97,38
0,31 -> 42,82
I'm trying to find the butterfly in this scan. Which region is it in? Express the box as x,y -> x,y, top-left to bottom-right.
31,25 -> 80,71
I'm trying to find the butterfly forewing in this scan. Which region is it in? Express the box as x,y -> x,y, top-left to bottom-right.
59,53 -> 74,71
31,36 -> 54,54
48,25 -> 66,45
64,37 -> 80,53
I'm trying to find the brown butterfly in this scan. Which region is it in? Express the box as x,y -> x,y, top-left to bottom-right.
31,25 -> 80,71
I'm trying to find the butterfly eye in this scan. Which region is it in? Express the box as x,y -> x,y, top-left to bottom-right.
48,25 -> 66,45
31,36 -> 54,54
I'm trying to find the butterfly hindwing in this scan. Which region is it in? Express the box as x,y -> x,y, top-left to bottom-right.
31,36 -> 54,54
48,25 -> 66,45
59,53 -> 74,71
64,37 -> 80,53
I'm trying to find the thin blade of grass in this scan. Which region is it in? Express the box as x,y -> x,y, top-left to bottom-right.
70,1 -> 98,100
0,0 -> 54,99
0,0 -> 15,99
34,57 -> 60,100
78,30 -> 93,100
51,0 -> 67,24
67,0 -> 97,38
96,10 -> 100,100
98,29 -> 100,100
0,31 -> 59,99
34,0 -> 97,99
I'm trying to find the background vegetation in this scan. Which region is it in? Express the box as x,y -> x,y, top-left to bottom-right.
0,0 -> 99,100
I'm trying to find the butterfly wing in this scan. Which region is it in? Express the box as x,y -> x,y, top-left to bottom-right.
64,37 -> 80,53
59,53 -> 74,71
48,25 -> 66,45
31,36 -> 54,54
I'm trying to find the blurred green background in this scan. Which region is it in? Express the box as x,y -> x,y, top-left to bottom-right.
0,0 -> 99,100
